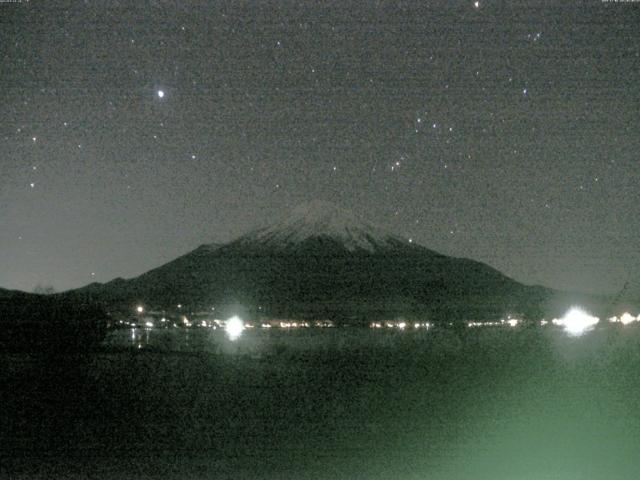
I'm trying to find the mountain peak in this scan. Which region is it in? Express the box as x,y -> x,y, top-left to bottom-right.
287,200 -> 368,231
237,200 -> 408,253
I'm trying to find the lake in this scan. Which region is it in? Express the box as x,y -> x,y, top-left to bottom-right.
2,324 -> 640,479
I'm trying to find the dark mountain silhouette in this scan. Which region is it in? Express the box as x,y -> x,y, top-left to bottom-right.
0,289 -> 109,351
63,201 -> 607,322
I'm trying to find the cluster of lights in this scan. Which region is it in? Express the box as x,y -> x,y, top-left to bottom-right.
468,317 -> 522,328
369,321 -> 432,330
468,320 -> 504,328
551,308 -> 600,336
127,305 -> 632,340
265,320 -> 334,329
126,305 -> 340,332
279,321 -> 310,328
609,312 -> 640,326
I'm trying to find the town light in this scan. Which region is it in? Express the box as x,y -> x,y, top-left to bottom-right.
225,315 -> 244,340
620,312 -> 636,325
136,305 -> 144,314
560,307 -> 599,336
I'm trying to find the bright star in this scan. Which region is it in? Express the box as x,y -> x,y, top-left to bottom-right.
157,90 -> 165,98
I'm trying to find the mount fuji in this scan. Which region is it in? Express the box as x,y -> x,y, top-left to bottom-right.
234,200 -> 413,254
64,201 -> 597,321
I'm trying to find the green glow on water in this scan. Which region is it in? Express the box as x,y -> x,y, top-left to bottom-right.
3,326 -> 640,479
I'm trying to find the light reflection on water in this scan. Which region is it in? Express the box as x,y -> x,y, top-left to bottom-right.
102,325 -> 640,480
104,323 -> 621,358
7,324 -> 640,480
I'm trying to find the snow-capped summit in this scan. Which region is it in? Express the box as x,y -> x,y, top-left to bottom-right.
237,200 -> 409,253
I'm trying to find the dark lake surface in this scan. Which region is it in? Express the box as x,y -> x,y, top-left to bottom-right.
3,325 -> 640,479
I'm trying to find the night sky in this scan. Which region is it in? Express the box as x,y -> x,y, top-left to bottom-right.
1,0 -> 638,295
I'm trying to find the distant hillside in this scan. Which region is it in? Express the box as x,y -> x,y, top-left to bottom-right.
0,290 -> 109,351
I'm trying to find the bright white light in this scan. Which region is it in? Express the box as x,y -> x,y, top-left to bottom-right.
560,307 -> 599,336
136,305 -> 144,314
620,312 -> 636,325
225,315 -> 244,340
145,321 -> 154,328
157,90 -> 165,98
507,319 -> 518,327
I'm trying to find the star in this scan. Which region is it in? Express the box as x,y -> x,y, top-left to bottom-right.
473,1 -> 480,9
157,90 -> 165,98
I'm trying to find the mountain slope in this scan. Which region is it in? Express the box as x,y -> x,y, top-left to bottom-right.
65,201 -> 594,321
